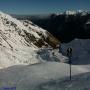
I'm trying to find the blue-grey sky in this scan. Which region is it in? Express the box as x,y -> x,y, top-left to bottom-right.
0,0 -> 90,14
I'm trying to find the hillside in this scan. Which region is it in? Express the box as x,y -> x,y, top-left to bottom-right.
0,11 -> 59,68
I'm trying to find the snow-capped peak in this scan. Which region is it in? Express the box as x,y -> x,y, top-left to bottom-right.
65,10 -> 76,15
64,10 -> 88,16
77,10 -> 88,16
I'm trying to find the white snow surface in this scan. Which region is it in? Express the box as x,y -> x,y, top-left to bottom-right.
0,11 -> 49,68
0,62 -> 88,90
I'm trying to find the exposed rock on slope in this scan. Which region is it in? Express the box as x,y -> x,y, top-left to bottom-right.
21,20 -> 60,48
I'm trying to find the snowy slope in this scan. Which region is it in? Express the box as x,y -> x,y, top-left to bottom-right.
61,39 -> 90,65
60,39 -> 90,76
21,20 -> 60,48
38,72 -> 90,90
0,12 -> 36,68
0,11 -> 60,68
0,62 -> 88,90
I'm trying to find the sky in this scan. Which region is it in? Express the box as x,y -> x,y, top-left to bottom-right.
0,0 -> 90,15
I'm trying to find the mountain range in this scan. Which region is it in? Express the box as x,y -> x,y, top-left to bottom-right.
13,10 -> 90,43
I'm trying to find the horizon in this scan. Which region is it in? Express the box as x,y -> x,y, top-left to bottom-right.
0,0 -> 90,15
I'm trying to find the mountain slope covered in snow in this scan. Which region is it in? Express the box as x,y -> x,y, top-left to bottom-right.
0,11 -> 59,68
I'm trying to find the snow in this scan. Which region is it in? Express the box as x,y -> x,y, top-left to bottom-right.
0,62 -> 88,90
64,10 -> 87,16
61,39 -> 90,66
0,11 -> 47,39
22,20 -> 47,38
65,10 -> 76,15
0,45 -> 40,68
0,11 -> 50,68
38,72 -> 90,90
36,47 -> 68,63
30,39 -> 90,90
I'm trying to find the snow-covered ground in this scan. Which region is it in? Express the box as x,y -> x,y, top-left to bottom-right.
37,72 -> 90,90
0,62 -> 88,90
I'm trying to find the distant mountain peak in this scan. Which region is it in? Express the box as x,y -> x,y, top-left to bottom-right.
65,10 -> 76,15
64,10 -> 88,16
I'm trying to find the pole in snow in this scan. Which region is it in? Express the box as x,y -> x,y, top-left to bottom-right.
67,48 -> 72,81
69,56 -> 72,80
